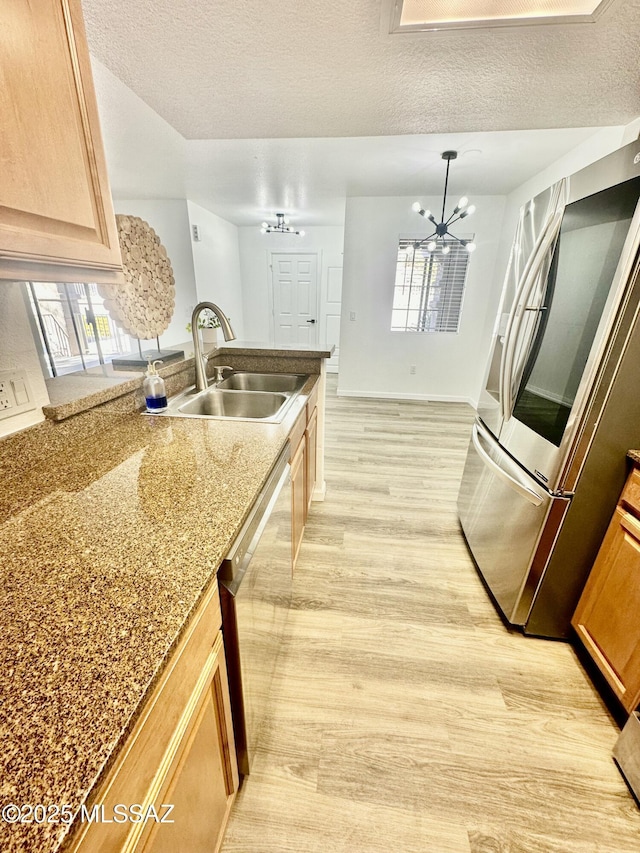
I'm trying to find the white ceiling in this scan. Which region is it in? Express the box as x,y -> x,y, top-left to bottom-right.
83,0 -> 639,139
183,131 -> 605,225
86,0 -> 639,227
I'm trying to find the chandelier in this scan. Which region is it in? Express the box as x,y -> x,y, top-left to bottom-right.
260,213 -> 305,236
412,151 -> 476,254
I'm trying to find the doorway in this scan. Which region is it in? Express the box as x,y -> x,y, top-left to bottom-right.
270,254 -> 319,347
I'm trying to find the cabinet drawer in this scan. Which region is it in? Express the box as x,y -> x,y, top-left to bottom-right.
69,577 -> 223,852
621,467 -> 640,518
289,407 -> 307,461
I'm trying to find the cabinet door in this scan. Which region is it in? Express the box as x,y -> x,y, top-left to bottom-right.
0,0 -> 122,283
305,406 -> 318,514
140,631 -> 238,853
572,507 -> 640,711
68,583 -> 237,853
291,436 -> 306,569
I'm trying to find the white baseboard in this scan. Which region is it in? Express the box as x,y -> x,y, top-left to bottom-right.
312,480 -> 327,501
336,388 -> 475,407
528,384 -> 572,407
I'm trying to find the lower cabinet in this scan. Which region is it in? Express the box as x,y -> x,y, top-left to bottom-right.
305,406 -> 318,513
291,434 -> 306,568
572,468 -> 640,712
70,578 -> 238,853
289,389 -> 319,569
143,635 -> 236,853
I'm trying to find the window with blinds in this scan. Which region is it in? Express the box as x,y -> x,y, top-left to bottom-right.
391,237 -> 473,333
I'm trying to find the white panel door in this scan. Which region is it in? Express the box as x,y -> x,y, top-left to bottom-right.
271,254 -> 318,347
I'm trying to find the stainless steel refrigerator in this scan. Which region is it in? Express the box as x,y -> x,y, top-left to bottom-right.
458,140 -> 640,638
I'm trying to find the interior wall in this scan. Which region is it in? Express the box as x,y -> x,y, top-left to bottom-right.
338,195 -> 506,404
0,284 -> 49,437
186,201 -> 244,338
238,226 -> 344,350
91,57 -> 187,202
113,199 -> 199,348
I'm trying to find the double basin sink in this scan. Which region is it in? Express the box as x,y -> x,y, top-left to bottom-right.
155,372 -> 308,422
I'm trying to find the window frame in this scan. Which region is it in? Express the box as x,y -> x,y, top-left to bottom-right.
390,236 -> 473,334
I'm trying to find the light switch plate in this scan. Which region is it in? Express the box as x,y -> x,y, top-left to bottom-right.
0,369 -> 36,421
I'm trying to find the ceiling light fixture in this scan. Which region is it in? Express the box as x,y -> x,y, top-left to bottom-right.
260,213 -> 305,236
412,151 -> 476,254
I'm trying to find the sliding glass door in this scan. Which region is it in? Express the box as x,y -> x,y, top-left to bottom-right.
26,282 -> 132,377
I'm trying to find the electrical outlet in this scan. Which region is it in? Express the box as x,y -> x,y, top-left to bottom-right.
0,370 -> 35,421
410,365 -> 416,375
0,381 -> 12,410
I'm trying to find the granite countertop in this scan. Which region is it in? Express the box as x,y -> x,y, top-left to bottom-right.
42,341 -> 332,422
0,376 -> 315,853
220,340 -> 333,358
627,449 -> 640,466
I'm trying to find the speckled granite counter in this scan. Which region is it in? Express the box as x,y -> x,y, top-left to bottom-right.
42,342 -> 332,422
0,373 -> 317,853
627,449 -> 640,466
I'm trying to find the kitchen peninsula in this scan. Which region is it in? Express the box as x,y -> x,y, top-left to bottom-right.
0,344 -> 330,853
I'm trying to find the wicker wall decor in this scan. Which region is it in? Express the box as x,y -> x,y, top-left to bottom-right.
98,215 -> 176,340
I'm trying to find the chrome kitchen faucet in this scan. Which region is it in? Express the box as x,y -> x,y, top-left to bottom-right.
191,302 -> 236,392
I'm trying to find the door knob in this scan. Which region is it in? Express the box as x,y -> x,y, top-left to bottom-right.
306,319 -> 316,324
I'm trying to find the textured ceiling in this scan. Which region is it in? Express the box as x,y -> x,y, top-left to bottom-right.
82,0 -> 640,140
182,131 -> 605,225
92,57 -> 608,225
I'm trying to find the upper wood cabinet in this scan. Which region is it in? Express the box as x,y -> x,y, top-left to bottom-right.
572,467 -> 640,712
0,0 -> 123,283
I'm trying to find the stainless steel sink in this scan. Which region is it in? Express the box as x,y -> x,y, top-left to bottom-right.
179,389 -> 287,419
148,371 -> 310,423
217,372 -> 306,393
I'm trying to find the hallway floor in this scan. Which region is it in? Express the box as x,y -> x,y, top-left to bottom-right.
221,377 -> 640,852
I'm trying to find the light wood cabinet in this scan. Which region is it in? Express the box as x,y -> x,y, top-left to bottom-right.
572,468 -> 640,712
305,405 -> 318,513
142,634 -> 236,853
291,434 -> 306,568
69,578 -> 238,853
0,0 -> 123,283
289,384 -> 320,569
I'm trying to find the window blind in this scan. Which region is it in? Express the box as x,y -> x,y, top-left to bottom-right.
391,237 -> 473,333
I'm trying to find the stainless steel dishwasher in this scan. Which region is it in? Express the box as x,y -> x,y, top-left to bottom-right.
218,445 -> 292,776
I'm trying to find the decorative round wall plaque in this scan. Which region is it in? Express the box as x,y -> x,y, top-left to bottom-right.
98,215 -> 176,340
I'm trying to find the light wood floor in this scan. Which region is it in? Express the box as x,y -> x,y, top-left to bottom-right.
221,377 -> 640,853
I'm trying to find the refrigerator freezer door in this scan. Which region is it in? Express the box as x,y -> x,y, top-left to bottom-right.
458,419 -> 569,625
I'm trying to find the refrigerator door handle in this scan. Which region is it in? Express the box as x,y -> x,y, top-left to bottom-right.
472,423 -> 545,507
499,179 -> 569,421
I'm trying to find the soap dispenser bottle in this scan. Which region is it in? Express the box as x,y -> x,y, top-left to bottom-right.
143,359 -> 168,412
